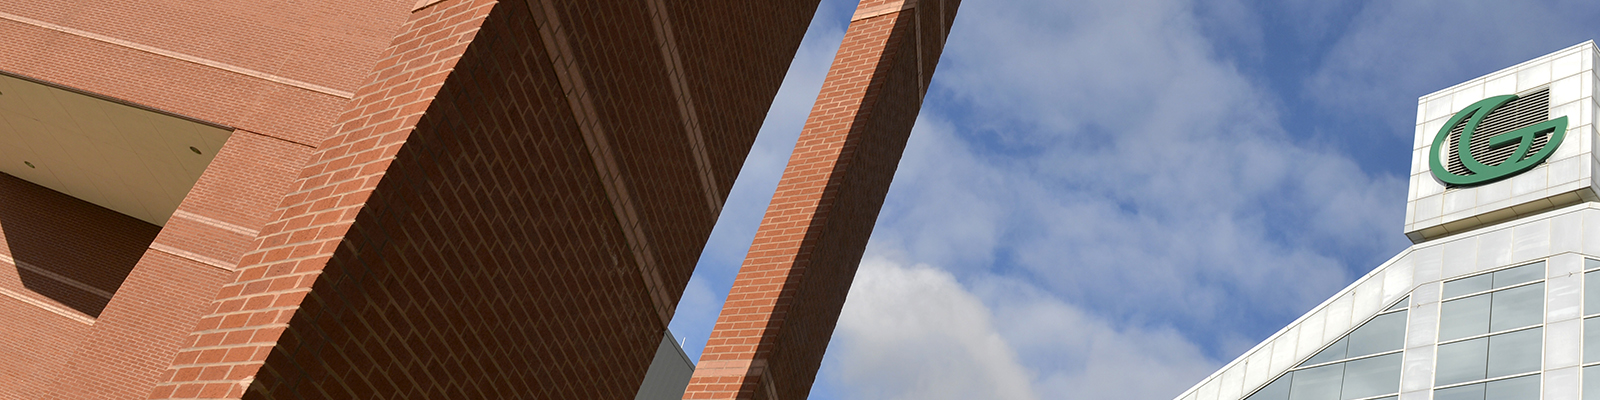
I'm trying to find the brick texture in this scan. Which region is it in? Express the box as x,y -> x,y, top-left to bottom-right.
0,0 -> 414,147
145,0 -> 822,398
147,1 -> 502,396
684,1 -> 962,399
0,173 -> 157,399
0,0 -> 825,398
1,1 -> 417,393
0,173 -> 159,317
38,132 -> 313,400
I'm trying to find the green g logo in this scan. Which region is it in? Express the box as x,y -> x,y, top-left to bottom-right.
1429,94 -> 1568,186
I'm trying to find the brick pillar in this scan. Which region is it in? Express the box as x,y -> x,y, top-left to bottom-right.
143,1 -> 497,397
683,1 -> 960,399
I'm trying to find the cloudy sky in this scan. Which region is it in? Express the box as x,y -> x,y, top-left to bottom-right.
668,1 -> 1600,399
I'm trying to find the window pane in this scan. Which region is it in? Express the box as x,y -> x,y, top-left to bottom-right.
1585,365 -> 1600,400
1434,383 -> 1485,400
1246,373 -> 1291,400
1492,262 -> 1544,289
1440,294 -> 1491,341
1489,283 -> 1544,332
1436,338 -> 1489,386
1340,353 -> 1401,400
1387,297 -> 1409,312
1289,363 -> 1344,400
1587,270 -> 1600,316
1587,317 -> 1600,364
1445,274 -> 1493,299
1302,338 -> 1348,367
1483,374 -> 1540,400
1486,328 -> 1542,378
1348,312 -> 1407,358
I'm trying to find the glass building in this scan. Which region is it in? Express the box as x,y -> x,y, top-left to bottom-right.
1175,42 -> 1600,400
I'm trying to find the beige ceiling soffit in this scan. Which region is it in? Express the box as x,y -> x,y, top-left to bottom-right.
413,0 -> 448,12
0,11 -> 354,99
0,287 -> 94,324
853,0 -> 917,21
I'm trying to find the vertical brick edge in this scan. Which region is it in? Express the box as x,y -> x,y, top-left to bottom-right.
144,1 -> 499,398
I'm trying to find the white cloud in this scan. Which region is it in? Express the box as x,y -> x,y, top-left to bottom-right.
826,257 -> 1218,400
828,0 -> 1416,397
827,257 -> 1037,400
874,0 -> 1406,335
1306,0 -> 1600,138
974,275 -> 1217,400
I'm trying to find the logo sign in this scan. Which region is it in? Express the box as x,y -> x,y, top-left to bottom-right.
1429,94 -> 1568,186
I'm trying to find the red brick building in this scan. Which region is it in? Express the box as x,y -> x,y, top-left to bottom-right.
0,0 -> 956,398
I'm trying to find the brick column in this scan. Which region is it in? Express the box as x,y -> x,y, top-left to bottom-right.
683,1 -> 960,399
143,1 -> 497,397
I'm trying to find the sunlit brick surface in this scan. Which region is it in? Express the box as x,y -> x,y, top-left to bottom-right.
146,0 -> 819,398
1,0 -> 838,397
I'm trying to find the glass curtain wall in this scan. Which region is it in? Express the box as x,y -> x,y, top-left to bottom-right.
1244,298 -> 1409,400
1433,262 -> 1546,400
1240,259 -> 1566,400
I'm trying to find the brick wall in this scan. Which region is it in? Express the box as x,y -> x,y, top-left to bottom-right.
662,1 -> 823,194
0,0 -> 417,397
148,0 -> 823,397
0,172 -> 159,399
0,0 -> 824,397
685,1 -> 962,399
37,132 -> 314,399
0,0 -> 414,147
0,173 -> 159,316
145,1 -> 501,395
248,0 -> 667,396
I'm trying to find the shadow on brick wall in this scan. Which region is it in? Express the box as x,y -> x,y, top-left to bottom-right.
0,173 -> 159,317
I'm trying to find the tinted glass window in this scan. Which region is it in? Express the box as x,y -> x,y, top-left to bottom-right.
1483,374 -> 1540,400
1435,338 -> 1488,386
1434,383 -> 1484,400
1439,294 -> 1491,342
1386,297 -> 1409,311
1489,283 -> 1543,332
1485,328 -> 1542,378
1301,338 -> 1348,367
1348,312 -> 1406,358
1585,365 -> 1600,400
1289,363 -> 1343,400
1444,274 -> 1493,299
1587,270 -> 1600,316
1339,353 -> 1401,400
1586,318 -> 1600,364
1492,262 -> 1543,289
1246,374 -> 1290,400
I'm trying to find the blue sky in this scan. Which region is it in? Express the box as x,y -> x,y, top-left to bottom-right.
668,1 -> 1600,398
